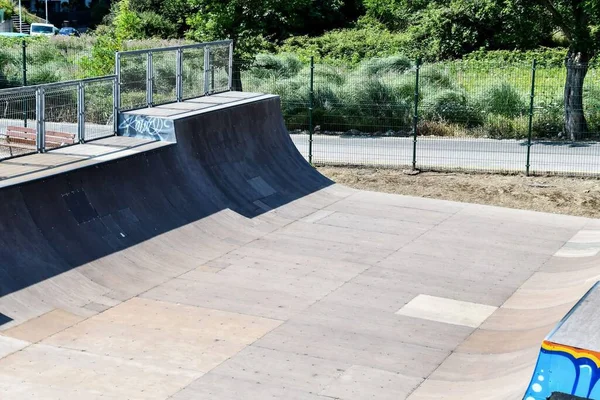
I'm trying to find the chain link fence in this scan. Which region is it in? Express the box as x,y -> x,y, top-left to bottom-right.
241,56 -> 600,176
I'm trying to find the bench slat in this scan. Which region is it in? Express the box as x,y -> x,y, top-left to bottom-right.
5,131 -> 76,145
6,126 -> 76,140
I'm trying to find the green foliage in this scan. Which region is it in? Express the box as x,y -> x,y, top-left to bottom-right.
478,83 -> 527,118
0,0 -> 14,19
250,53 -> 303,79
113,0 -> 143,41
78,31 -> 120,77
423,89 -> 482,127
279,27 -> 410,65
138,11 -> 178,39
359,56 -> 412,76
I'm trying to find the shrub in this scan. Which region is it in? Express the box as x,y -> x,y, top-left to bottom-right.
422,89 -> 482,126
250,53 -> 303,79
359,55 -> 412,77
483,115 -> 529,139
420,65 -> 453,89
0,0 -> 14,19
533,99 -> 564,138
28,67 -> 61,85
586,88 -> 600,134
278,27 -> 411,65
478,83 -> 527,118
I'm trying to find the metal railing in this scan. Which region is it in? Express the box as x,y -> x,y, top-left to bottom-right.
0,75 -> 117,160
115,40 -> 234,112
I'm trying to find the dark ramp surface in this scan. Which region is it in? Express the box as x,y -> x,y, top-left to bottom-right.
0,94 -> 331,311
0,92 -> 598,400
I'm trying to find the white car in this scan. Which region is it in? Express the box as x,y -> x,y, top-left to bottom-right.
30,23 -> 59,36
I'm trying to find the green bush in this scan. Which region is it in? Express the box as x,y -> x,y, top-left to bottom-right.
420,66 -> 453,89
250,53 -> 303,79
28,67 -> 61,85
533,99 -> 564,138
0,0 -> 14,19
483,115 -> 529,139
478,83 -> 527,118
422,89 -> 482,126
278,27 -> 411,65
359,55 -> 412,77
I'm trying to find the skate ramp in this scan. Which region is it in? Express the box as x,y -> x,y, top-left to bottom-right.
0,93 -> 598,399
525,282 -> 600,400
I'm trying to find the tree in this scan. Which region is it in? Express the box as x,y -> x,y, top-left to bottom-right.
530,0 -> 600,140
185,0 -> 360,89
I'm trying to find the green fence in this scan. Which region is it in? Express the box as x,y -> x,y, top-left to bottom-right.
241,56 -> 600,176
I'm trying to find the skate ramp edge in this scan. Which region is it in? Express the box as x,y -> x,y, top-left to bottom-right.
525,282 -> 600,400
117,92 -> 275,141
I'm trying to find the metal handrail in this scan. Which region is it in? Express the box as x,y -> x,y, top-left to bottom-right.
115,40 -> 234,112
117,40 -> 232,56
0,75 -> 117,94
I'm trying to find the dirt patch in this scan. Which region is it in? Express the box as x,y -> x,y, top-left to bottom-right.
317,166 -> 600,218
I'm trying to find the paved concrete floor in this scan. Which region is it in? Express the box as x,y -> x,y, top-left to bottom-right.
0,184 -> 598,399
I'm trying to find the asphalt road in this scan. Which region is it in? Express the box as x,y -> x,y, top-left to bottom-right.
291,134 -> 600,175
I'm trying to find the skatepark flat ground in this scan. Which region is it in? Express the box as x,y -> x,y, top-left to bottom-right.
0,185 -> 598,399
0,93 -> 599,399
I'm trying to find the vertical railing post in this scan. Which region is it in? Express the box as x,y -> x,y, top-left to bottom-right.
22,40 -> 28,127
308,56 -> 314,165
176,48 -> 184,102
36,87 -> 45,153
113,76 -> 118,134
526,59 -> 537,176
228,41 -> 234,91
115,52 -> 121,113
204,46 -> 211,95
147,51 -> 154,107
78,81 -> 85,143
412,58 -> 420,171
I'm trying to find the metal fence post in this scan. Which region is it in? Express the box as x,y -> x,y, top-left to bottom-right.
22,40 -> 28,127
308,56 -> 314,165
36,87 -> 45,153
204,46 -> 211,95
115,52 -> 121,113
228,41 -> 234,91
526,59 -> 537,176
78,81 -> 85,143
113,76 -> 119,134
147,51 -> 154,107
412,58 -> 420,170
176,48 -> 183,102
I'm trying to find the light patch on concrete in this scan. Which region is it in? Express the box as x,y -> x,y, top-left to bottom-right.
300,210 -> 335,224
555,230 -> 600,258
3,309 -> 84,343
42,297 -> 282,373
396,294 -> 497,328
0,335 -> 29,359
0,343 -> 201,399
320,365 -> 422,400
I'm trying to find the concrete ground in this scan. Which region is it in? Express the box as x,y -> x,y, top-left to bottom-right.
0,183 -> 598,399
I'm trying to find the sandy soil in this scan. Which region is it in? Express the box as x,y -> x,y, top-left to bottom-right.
317,166 -> 600,219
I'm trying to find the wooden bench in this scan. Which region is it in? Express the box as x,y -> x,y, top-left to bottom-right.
0,126 -> 77,156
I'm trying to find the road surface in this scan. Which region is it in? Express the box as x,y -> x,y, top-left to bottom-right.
291,134 -> 600,175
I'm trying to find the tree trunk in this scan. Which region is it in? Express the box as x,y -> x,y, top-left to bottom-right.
564,51 -> 589,141
232,67 -> 243,92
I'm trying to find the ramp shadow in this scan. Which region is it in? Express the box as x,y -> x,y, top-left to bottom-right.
0,97 -> 333,306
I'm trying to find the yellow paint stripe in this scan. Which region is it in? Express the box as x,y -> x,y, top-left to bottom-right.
542,340 -> 600,367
